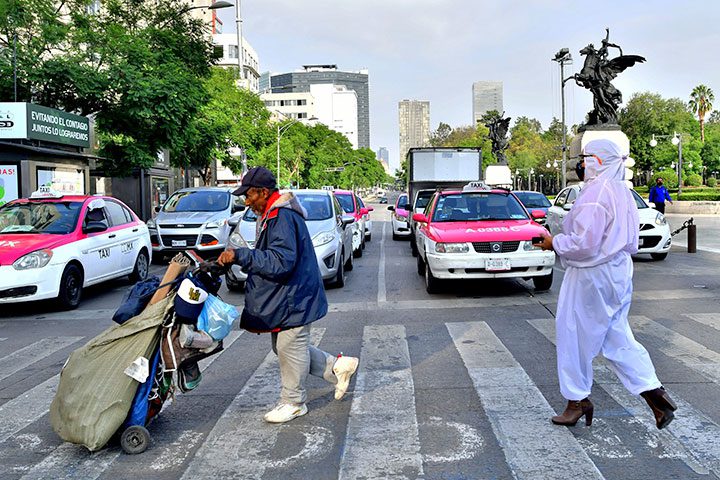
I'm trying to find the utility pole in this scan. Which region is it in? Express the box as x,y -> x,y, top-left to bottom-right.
235,0 -> 244,86
553,48 -> 572,189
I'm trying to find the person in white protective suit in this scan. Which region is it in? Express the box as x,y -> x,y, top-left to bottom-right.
534,139 -> 677,430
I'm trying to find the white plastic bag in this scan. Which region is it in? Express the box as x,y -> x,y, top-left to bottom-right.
197,295 -> 239,341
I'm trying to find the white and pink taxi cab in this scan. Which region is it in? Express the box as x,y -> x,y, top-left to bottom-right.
0,188 -> 152,309
413,182 -> 555,293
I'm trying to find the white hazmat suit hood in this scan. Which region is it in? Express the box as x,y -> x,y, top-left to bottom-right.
552,138 -> 660,401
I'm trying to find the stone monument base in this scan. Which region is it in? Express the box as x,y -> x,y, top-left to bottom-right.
566,125 -> 629,184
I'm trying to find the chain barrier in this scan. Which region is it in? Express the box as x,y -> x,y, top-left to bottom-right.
670,217 -> 694,237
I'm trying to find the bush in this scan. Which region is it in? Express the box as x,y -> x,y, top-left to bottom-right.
708,177 -> 718,188
685,173 -> 703,187
677,192 -> 720,201
653,169 -> 678,189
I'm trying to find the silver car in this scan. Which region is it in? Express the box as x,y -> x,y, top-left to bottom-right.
225,189 -> 355,290
146,187 -> 242,259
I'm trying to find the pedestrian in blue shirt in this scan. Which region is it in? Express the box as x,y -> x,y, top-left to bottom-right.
648,177 -> 673,214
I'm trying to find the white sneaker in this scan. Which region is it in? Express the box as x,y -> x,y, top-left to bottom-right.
333,355 -> 359,400
263,403 -> 308,423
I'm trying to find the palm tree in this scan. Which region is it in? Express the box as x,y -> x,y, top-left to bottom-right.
689,85 -> 715,142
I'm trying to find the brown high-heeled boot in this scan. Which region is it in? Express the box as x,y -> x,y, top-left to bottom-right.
640,387 -> 677,430
551,398 -> 594,426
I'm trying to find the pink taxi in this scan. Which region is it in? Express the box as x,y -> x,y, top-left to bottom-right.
0,188 -> 152,309
413,183 -> 555,293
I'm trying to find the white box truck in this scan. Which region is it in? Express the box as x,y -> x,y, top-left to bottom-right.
405,147 -> 483,256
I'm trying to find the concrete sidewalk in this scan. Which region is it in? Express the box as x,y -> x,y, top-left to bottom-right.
666,213 -> 720,253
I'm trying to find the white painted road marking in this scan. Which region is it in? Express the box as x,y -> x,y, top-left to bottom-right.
0,336 -> 82,383
529,318 -> 714,475
684,313 -> 720,332
447,321 -> 605,480
19,331 -> 244,480
421,416 -> 483,464
377,222 -> 387,303
339,324 -> 423,480
180,328 -> 326,480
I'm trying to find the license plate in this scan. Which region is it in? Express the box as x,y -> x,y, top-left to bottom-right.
486,258 -> 511,271
171,240 -> 187,247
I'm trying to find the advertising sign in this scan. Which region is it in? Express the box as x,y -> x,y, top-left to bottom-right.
0,102 -> 90,148
37,167 -> 85,194
0,165 -> 20,206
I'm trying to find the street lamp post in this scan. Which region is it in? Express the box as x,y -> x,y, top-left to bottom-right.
277,120 -> 299,187
234,0 -> 244,85
650,132 -> 687,195
539,174 -> 544,194
553,48 -> 573,190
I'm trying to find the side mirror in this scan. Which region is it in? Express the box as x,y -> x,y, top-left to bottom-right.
562,203 -> 573,211
403,203 -> 411,211
360,208 -> 370,215
412,213 -> 428,223
387,205 -> 395,211
341,215 -> 355,226
228,213 -> 242,228
531,210 -> 546,219
367,206 -> 374,212
232,203 -> 245,214
83,220 -> 109,234
154,205 -> 161,213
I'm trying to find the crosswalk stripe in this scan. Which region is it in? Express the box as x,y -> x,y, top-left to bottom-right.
338,325 -> 422,480
0,337 -> 82,383
633,289 -> 715,301
329,296 -> 536,313
528,318 -> 718,476
17,330 -> 244,480
630,315 -> 720,384
684,313 -> 720,332
180,328 -> 326,480
447,321 -> 605,480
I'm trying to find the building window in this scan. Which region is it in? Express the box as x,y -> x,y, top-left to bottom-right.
298,99 -> 307,106
229,45 -> 239,59
298,113 -> 307,119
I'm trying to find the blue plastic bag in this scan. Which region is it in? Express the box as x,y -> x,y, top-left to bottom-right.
197,295 -> 239,341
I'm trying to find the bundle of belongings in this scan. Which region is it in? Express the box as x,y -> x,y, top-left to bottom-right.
50,252 -> 239,452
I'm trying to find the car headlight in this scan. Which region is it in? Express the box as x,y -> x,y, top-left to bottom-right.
206,219 -> 227,229
13,249 -> 53,270
229,232 -> 254,249
146,218 -> 156,229
655,212 -> 667,226
435,242 -> 469,253
522,240 -> 542,251
312,230 -> 335,247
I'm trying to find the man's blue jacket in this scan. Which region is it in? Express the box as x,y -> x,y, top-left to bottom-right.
649,185 -> 672,204
232,192 -> 328,332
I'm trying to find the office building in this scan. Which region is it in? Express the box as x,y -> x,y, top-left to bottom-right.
399,100 -> 431,162
472,81 -> 503,124
270,65 -> 370,148
212,33 -> 260,92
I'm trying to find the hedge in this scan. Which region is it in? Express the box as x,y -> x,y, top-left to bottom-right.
708,177 -> 718,188
677,192 -> 720,201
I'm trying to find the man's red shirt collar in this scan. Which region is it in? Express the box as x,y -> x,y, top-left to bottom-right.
261,191 -> 282,221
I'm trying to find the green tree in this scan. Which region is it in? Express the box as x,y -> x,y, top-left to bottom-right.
689,84 -> 714,142
429,122 -> 452,146
1,0 -> 216,175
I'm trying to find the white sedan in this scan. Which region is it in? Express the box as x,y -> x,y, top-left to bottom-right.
546,185 -> 671,260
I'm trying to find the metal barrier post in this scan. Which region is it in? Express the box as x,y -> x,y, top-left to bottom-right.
687,223 -> 697,253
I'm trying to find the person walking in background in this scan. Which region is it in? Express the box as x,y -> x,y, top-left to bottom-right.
534,139 -> 677,430
648,177 -> 673,214
218,167 -> 359,424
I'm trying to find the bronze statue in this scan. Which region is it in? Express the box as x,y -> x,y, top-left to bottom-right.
485,113 -> 511,165
571,29 -> 645,126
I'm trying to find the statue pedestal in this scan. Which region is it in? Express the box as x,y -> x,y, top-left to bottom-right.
565,126 -> 629,183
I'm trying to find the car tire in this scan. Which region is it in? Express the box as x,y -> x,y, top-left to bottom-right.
533,270 -> 554,291
128,250 -> 149,283
225,273 -> 245,292
332,252 -> 345,288
353,241 -> 363,258
366,232 -> 372,242
392,232 -> 400,241
361,235 -> 366,250
410,235 -> 418,257
416,254 -> 425,276
650,252 -> 668,261
425,260 -> 440,294
58,264 -> 83,310
345,248 -> 354,271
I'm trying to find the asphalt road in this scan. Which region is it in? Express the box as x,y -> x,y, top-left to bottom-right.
1,204 -> 720,479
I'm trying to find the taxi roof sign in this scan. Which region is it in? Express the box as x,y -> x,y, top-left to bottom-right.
462,181 -> 490,192
321,185 -> 335,191
30,186 -> 64,199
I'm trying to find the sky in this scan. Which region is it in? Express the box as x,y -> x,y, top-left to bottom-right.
217,0 -> 720,171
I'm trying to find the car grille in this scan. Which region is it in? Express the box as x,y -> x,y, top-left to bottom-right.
161,234 -> 198,247
639,223 -> 654,231
472,241 -> 520,253
640,235 -> 662,248
159,223 -> 203,229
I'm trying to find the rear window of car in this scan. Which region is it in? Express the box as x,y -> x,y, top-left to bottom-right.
335,193 -> 355,213
432,192 -> 529,222
162,190 -> 230,213
514,192 -> 551,209
397,194 -> 408,207
297,194 -> 333,221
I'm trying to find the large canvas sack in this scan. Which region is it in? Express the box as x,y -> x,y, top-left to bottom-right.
50,295 -> 174,451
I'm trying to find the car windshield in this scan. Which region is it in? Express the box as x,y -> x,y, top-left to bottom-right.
514,192 -> 551,208
162,190 -> 230,213
397,194 -> 408,207
432,192 -> 529,222
0,201 -> 83,234
415,191 -> 434,209
297,194 -> 333,221
243,208 -> 258,221
631,189 -> 649,209
335,193 -> 355,213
